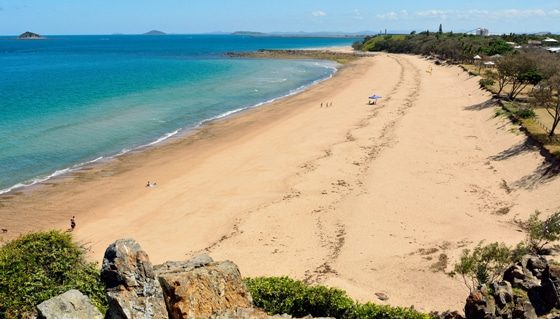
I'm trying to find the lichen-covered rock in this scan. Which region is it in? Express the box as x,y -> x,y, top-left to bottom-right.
154,254 -> 214,275
36,289 -> 103,319
158,260 -> 253,319
101,239 -> 167,319
209,307 -> 268,319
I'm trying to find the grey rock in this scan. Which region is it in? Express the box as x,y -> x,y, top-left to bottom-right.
430,311 -> 465,319
375,292 -> 389,301
101,239 -> 167,319
541,264 -> 560,310
492,281 -> 513,308
37,289 -> 102,319
504,258 -> 542,291
525,256 -> 547,279
512,298 -> 537,319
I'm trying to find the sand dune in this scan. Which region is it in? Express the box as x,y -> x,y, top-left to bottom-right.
1,54 -> 559,312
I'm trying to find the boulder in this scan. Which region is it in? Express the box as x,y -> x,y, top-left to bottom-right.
36,289 -> 103,319
540,264 -> 560,310
504,256 -> 543,291
464,288 -> 496,319
511,297 -> 537,319
158,260 -> 253,319
430,311 -> 465,319
101,239 -> 167,319
209,307 -> 268,319
492,281 -> 513,308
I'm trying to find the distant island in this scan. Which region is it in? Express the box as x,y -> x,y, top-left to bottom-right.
143,30 -> 166,35
18,31 -> 43,40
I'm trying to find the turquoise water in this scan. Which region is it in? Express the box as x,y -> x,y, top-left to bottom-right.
0,35 -> 359,193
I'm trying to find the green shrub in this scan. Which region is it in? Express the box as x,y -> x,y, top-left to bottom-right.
514,107 -> 536,119
522,211 -> 560,253
0,231 -> 107,318
354,303 -> 430,319
451,242 -> 511,292
245,277 -> 354,318
245,277 -> 430,319
479,78 -> 495,87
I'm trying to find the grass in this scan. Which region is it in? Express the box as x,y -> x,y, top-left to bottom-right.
501,101 -> 560,158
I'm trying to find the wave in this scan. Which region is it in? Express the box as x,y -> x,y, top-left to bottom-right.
0,156 -> 104,195
0,61 -> 338,196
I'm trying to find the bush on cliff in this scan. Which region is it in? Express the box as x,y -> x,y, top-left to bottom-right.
0,231 -> 107,318
245,277 -> 430,319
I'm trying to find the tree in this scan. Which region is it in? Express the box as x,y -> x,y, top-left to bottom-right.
498,53 -> 543,100
532,75 -> 560,137
493,61 -> 510,97
438,24 -> 443,34
452,242 -> 512,292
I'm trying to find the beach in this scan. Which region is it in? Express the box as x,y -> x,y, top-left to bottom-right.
1,54 -> 560,312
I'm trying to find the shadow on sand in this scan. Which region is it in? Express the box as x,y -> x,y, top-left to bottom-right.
489,140 -> 539,162
463,99 -> 498,111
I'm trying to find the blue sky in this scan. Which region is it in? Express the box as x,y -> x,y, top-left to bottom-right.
1,0 -> 559,35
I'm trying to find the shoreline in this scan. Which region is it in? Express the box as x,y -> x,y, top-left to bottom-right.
0,56 -> 341,197
1,54 -> 559,312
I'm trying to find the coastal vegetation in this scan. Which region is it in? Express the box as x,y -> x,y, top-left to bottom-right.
0,231 -> 107,318
451,211 -> 560,292
0,231 -> 431,319
246,277 -> 430,319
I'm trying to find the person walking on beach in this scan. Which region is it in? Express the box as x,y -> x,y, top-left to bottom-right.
70,216 -> 76,231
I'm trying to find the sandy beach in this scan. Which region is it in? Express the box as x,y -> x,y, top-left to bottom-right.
1,54 -> 559,312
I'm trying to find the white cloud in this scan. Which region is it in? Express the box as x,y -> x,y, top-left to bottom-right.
353,9 -> 364,20
376,10 -> 408,20
413,8 -> 556,20
311,10 -> 326,17
416,10 -> 446,18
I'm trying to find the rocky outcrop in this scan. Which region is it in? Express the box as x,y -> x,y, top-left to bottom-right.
463,255 -> 560,319
158,260 -> 254,319
36,289 -> 103,319
101,239 -> 168,319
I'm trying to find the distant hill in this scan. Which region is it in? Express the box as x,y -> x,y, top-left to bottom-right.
18,31 -> 43,39
232,31 -> 266,36
143,30 -> 166,35
230,31 -> 368,38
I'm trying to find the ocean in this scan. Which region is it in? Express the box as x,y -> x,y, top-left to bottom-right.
0,34 -> 359,194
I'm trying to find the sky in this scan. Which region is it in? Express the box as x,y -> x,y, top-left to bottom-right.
0,0 -> 559,35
